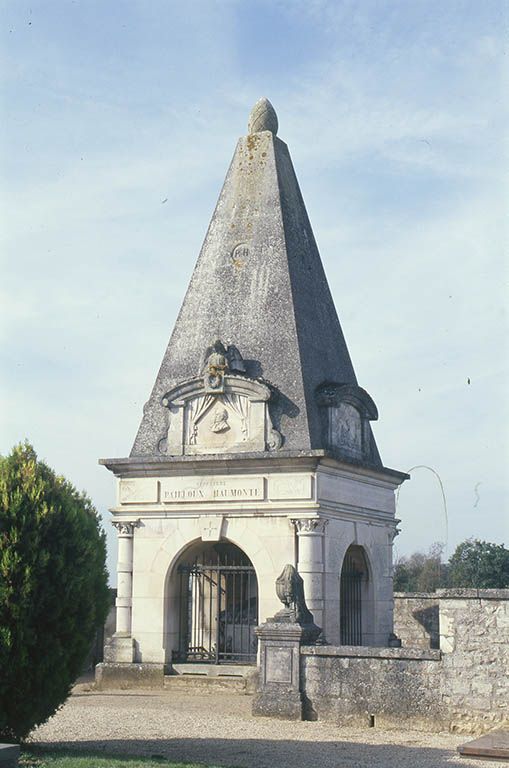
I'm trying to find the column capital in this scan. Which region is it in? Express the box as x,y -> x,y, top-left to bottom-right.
389,519 -> 401,543
292,517 -> 328,534
112,519 -> 141,536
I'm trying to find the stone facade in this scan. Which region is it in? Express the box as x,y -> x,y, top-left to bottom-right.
100,456 -> 403,666
99,99 -> 407,678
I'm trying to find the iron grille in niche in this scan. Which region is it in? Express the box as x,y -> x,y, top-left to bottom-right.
340,552 -> 363,645
174,543 -> 258,664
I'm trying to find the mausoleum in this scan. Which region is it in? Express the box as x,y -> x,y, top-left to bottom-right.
100,98 -> 408,675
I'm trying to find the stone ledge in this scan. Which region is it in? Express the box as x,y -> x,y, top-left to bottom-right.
0,744 -> 19,768
436,589 -> 509,600
301,645 -> 441,661
95,662 -> 164,689
394,592 -> 440,600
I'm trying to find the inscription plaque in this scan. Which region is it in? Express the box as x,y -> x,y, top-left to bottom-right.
161,475 -> 264,503
268,473 -> 313,500
265,647 -> 292,683
119,479 -> 159,504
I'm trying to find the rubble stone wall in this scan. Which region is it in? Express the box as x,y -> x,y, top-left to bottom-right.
301,589 -> 509,733
393,592 -> 439,649
301,646 -> 443,729
438,589 -> 509,732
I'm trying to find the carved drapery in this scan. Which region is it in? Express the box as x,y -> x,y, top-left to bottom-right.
223,392 -> 249,437
187,394 -> 215,444
160,374 -> 282,456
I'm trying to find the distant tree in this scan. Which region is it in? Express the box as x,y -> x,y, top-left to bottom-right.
447,539 -> 509,588
0,443 -> 109,742
393,542 -> 447,592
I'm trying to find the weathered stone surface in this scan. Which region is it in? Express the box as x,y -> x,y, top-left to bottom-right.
301,647 -> 444,730
458,729 -> 509,759
248,97 -> 278,135
252,690 -> 304,720
95,662 -> 164,690
439,592 -> 509,733
253,616 -> 308,721
129,103 -> 381,466
394,593 -> 440,649
103,633 -> 135,663
0,745 -> 19,768
301,591 -> 509,733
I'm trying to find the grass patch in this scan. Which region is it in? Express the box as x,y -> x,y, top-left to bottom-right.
20,747 -> 231,768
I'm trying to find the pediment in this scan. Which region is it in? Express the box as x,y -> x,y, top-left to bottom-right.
316,382 -> 378,463
159,375 -> 282,456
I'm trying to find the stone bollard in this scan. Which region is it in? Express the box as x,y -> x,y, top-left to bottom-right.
252,564 -> 321,720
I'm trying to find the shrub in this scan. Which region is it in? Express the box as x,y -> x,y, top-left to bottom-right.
0,443 -> 109,741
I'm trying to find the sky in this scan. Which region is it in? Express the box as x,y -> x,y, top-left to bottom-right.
1,0 -> 507,583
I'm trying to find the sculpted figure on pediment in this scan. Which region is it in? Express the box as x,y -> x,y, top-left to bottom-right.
160,344 -> 282,456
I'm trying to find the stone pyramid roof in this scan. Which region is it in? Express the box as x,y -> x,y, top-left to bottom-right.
131,98 -> 381,466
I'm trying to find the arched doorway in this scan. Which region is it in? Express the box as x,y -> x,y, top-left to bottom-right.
173,541 -> 258,665
340,545 -> 372,646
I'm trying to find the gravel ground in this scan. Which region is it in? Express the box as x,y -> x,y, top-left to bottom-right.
30,687 -> 502,768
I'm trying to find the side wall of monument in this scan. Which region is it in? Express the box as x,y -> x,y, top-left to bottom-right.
301,590 -> 509,733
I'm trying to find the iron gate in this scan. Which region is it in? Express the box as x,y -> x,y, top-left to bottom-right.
340,552 -> 363,645
174,546 -> 258,664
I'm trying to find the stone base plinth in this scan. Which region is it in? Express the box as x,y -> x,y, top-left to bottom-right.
103,633 -> 135,663
95,662 -> 164,690
0,745 -> 19,768
252,691 -> 303,720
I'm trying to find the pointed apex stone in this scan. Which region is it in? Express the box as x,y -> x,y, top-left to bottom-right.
248,97 -> 278,135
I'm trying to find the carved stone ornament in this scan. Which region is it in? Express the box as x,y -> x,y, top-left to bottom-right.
199,340 -> 247,394
205,350 -> 227,393
210,407 -> 230,433
293,518 -> 328,534
389,522 -> 401,543
248,97 -> 278,135
315,382 -> 378,463
274,564 -> 321,642
160,372 -> 282,456
112,520 -> 140,536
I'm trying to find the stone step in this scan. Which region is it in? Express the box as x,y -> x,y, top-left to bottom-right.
164,674 -> 249,694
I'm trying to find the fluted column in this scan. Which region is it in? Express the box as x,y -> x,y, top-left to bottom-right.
113,521 -> 139,636
292,518 -> 328,631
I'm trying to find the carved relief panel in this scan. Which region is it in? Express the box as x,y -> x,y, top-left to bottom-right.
161,375 -> 281,456
316,383 -> 378,464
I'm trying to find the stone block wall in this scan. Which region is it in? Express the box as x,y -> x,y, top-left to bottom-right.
300,589 -> 509,733
393,593 -> 439,649
302,646 -> 443,730
438,589 -> 509,733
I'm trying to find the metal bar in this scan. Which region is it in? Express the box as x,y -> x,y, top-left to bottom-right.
215,567 -> 220,664
247,569 -> 251,660
208,566 -> 213,660
232,569 -> 236,659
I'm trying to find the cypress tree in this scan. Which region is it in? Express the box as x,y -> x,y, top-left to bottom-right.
0,442 -> 109,741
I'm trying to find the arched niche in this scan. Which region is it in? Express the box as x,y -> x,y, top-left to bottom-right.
165,539 -> 258,666
339,544 -> 375,646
